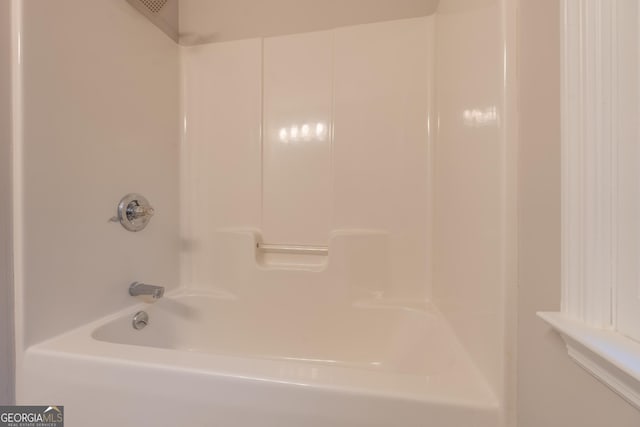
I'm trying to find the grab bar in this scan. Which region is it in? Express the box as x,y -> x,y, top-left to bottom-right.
256,243 -> 329,256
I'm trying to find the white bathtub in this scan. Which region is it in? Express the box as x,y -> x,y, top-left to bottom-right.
21,290 -> 500,427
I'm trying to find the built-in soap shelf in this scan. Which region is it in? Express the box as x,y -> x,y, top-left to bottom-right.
207,230 -> 391,297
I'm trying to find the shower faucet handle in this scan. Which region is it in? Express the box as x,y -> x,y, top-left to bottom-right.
115,193 -> 155,232
128,204 -> 155,220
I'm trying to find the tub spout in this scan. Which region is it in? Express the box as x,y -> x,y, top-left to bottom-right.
129,282 -> 164,299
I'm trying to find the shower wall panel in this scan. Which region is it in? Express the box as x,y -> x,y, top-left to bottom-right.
180,39 -> 263,288
433,0 -> 513,402
182,16 -> 433,299
16,0 -> 180,347
333,18 -> 432,298
262,31 -> 333,246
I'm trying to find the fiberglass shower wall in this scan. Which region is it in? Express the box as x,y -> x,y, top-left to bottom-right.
13,0 -> 181,351
180,17 -> 434,300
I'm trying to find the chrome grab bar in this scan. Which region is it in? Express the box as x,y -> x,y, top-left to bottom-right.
256,243 -> 329,256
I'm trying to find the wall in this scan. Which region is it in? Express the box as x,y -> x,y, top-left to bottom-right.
0,0 -> 14,405
433,0 -> 512,405
517,0 -> 640,425
14,0 -> 180,367
181,17 -> 433,300
179,0 -> 438,43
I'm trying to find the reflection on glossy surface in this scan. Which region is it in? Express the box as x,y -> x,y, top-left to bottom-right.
278,121 -> 328,143
463,107 -> 498,126
279,127 -> 288,141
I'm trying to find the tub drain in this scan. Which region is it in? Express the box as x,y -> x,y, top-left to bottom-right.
132,311 -> 149,330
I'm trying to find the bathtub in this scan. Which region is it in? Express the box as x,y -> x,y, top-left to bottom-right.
20,290 -> 500,427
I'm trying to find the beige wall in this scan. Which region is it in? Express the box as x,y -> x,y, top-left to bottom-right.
179,0 -> 438,44
0,0 -> 14,405
517,1 -> 640,425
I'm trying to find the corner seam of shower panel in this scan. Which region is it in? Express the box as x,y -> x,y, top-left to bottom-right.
10,0 -> 25,402
259,37 -> 265,233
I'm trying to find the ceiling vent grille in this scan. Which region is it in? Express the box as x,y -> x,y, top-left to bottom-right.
138,0 -> 167,14
125,0 -> 178,43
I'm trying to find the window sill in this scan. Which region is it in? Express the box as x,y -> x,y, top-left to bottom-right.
538,312 -> 640,409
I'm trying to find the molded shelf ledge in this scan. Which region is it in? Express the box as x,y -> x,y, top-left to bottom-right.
538,312 -> 640,409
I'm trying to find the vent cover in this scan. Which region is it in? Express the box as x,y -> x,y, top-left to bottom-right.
138,0 -> 167,14
125,0 -> 178,43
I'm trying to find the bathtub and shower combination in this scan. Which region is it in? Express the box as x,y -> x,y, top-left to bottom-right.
12,0 -> 510,425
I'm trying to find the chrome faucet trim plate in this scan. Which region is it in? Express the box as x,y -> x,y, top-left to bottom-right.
115,193 -> 155,232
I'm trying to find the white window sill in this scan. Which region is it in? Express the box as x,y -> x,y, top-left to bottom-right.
538,312 -> 640,409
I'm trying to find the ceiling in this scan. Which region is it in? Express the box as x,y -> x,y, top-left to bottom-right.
178,0 -> 439,44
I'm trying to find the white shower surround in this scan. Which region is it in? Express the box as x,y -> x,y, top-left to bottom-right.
11,0 -> 515,425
